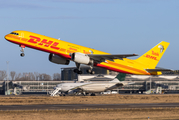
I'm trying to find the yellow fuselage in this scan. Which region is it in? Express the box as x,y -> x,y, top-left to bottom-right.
5,30 -> 165,75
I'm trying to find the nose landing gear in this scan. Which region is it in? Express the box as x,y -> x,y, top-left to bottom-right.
20,53 -> 25,57
20,45 -> 25,57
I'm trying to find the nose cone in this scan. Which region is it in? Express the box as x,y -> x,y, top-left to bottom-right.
4,34 -> 10,41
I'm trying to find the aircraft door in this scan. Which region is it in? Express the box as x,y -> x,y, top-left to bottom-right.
20,32 -> 24,40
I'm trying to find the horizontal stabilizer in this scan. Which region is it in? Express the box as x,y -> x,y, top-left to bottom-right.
146,68 -> 172,72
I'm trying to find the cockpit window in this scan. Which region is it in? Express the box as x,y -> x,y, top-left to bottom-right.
10,32 -> 19,35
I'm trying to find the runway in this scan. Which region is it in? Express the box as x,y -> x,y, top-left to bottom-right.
0,103 -> 179,111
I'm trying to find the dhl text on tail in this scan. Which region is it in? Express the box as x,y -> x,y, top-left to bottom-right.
5,30 -> 171,75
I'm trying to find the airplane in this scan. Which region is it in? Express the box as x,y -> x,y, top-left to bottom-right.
50,73 -> 132,96
5,30 -> 171,75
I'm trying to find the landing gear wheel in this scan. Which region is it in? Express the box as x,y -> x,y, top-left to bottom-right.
74,69 -> 79,73
86,69 -> 95,74
90,71 -> 95,74
87,69 -> 95,74
87,69 -> 92,73
91,93 -> 96,96
20,53 -> 25,57
78,71 -> 82,74
74,69 -> 82,74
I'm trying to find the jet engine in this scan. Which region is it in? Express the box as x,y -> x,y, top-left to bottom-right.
49,53 -> 70,65
71,52 -> 92,65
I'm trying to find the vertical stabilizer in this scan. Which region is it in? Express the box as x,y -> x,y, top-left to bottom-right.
135,41 -> 170,69
111,73 -> 126,82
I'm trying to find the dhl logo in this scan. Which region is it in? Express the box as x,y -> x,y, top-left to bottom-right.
19,35 -> 88,54
28,35 -> 60,50
145,54 -> 158,61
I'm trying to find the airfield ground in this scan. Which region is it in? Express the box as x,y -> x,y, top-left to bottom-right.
1,94 -> 179,120
0,94 -> 179,105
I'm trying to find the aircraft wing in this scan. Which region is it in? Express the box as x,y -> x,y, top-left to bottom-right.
88,54 -> 138,62
68,83 -> 91,94
70,83 -> 91,91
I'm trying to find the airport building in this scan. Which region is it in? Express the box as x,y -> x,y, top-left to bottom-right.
0,66 -> 179,95
0,80 -> 74,95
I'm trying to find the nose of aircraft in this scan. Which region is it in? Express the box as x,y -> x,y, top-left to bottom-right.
4,34 -> 9,40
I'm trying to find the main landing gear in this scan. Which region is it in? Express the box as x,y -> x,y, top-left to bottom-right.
20,45 -> 25,57
73,62 -> 95,74
74,63 -> 82,74
86,63 -> 95,74
86,68 -> 95,74
74,68 -> 82,74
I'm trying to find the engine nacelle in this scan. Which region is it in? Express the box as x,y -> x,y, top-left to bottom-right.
71,52 -> 91,65
49,53 -> 70,65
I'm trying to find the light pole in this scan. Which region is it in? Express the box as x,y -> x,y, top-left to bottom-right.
150,76 -> 151,94
6,61 -> 9,95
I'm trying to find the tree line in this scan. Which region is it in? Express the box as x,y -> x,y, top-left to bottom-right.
0,70 -> 61,81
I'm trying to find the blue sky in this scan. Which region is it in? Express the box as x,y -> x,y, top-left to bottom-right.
0,0 -> 179,76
